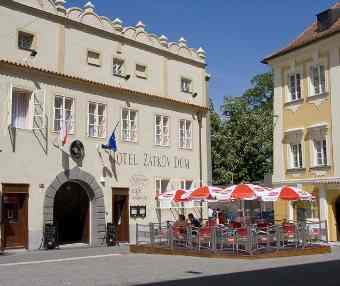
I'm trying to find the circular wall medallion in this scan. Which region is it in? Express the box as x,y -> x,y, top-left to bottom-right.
70,140 -> 85,162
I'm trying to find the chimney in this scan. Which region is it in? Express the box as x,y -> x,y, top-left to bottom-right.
317,7 -> 340,31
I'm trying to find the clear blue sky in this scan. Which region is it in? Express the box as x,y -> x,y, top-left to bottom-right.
66,0 -> 335,109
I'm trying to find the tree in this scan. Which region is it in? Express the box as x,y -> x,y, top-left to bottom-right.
211,72 -> 273,185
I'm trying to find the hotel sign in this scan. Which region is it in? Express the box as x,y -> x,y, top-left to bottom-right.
114,152 -> 190,169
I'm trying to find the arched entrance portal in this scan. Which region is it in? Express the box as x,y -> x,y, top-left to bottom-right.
54,182 -> 90,244
44,168 -> 106,247
335,197 -> 340,240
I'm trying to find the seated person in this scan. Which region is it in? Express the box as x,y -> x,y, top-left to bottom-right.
173,214 -> 187,236
187,213 -> 201,228
174,214 -> 187,228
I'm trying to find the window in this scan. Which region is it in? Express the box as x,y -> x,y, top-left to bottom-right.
180,180 -> 193,190
113,58 -> 125,76
288,73 -> 302,101
155,178 -> 170,194
88,102 -> 106,138
54,96 -> 74,133
181,78 -> 192,93
155,115 -> 169,146
121,109 -> 138,142
179,119 -> 192,149
11,89 -> 32,129
135,64 -> 147,78
87,50 -> 101,67
18,31 -> 34,51
309,64 -> 326,96
314,139 -> 327,166
290,143 -> 303,169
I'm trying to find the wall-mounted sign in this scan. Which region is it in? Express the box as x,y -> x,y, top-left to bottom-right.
130,205 -> 147,218
70,140 -> 85,162
111,152 -> 190,169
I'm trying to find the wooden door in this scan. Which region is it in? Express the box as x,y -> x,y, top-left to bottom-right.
2,184 -> 28,249
112,188 -> 129,242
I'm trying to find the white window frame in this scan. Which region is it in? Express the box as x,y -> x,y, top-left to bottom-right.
180,179 -> 193,190
289,143 -> 303,169
53,95 -> 75,134
155,114 -> 170,147
18,31 -> 35,51
155,178 -> 170,194
287,68 -> 302,102
313,138 -> 328,167
87,102 -> 107,138
113,57 -> 125,77
135,63 -> 148,79
10,88 -> 33,130
87,50 -> 101,67
181,77 -> 192,93
179,119 -> 192,149
308,61 -> 326,97
121,108 -> 138,143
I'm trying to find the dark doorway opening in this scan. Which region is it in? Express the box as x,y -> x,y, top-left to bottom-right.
335,197 -> 340,240
112,188 -> 129,242
54,181 -> 90,244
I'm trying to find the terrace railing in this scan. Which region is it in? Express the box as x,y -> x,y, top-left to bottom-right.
135,220 -> 328,256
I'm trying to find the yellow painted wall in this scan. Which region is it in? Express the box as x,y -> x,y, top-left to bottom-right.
326,189 -> 340,241
281,54 -> 334,179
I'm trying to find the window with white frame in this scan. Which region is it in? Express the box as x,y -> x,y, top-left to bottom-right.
88,102 -> 106,138
11,88 -> 32,129
313,139 -> 327,166
18,31 -> 34,51
288,72 -> 302,101
113,58 -> 125,76
135,64 -> 147,79
121,108 -> 138,142
54,96 -> 74,133
309,64 -> 326,96
181,77 -> 192,93
179,119 -> 192,149
289,143 -> 303,169
180,180 -> 193,190
87,50 -> 101,67
155,178 -> 170,194
155,115 -> 169,146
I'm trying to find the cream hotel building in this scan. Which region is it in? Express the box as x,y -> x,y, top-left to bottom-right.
0,0 -> 211,249
264,3 -> 340,241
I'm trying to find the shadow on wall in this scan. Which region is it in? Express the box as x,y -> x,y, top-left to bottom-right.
136,259 -> 340,286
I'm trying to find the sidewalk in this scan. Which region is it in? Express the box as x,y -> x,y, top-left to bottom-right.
0,244 -> 129,265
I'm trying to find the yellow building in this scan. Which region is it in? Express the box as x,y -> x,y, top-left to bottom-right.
263,3 -> 340,241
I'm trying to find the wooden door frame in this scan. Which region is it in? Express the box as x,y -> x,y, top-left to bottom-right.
112,188 -> 129,242
1,184 -> 29,249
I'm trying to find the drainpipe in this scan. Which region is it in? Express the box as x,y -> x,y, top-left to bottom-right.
197,111 -> 203,219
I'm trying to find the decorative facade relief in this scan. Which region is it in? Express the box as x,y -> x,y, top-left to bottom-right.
61,1 -> 205,63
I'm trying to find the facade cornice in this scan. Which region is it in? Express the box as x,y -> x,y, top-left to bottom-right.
273,177 -> 340,186
3,0 -> 206,68
0,59 -> 209,113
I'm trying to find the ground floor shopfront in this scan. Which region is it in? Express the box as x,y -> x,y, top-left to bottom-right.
274,181 -> 340,242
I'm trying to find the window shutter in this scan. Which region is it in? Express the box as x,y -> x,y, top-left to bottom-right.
32,89 -> 46,130
7,82 -> 13,127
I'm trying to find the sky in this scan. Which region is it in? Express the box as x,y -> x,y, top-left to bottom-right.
66,0 -> 336,110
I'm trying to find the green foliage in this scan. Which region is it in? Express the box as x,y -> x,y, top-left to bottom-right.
211,72 -> 273,185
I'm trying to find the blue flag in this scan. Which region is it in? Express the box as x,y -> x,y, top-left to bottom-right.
102,129 -> 117,152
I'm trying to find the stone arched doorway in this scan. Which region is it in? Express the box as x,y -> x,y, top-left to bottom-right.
54,181 -> 90,244
43,167 -> 106,247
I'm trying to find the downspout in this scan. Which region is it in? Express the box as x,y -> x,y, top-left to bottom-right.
197,111 -> 203,219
